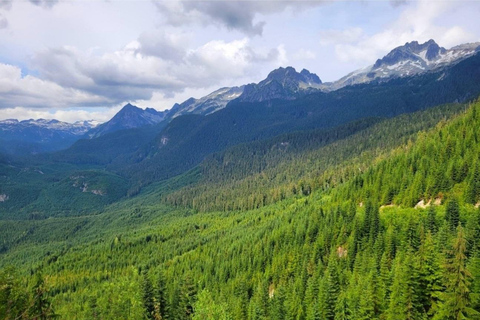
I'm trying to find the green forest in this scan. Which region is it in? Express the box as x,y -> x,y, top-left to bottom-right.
2,100 -> 480,319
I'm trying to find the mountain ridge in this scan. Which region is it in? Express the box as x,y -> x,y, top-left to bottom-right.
85,103 -> 168,138
332,39 -> 480,89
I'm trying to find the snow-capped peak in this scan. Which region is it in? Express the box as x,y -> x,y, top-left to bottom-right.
331,40 -> 480,90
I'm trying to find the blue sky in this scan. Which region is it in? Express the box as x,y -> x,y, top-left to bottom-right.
0,0 -> 479,122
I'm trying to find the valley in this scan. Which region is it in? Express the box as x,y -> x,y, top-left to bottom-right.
1,39 -> 480,319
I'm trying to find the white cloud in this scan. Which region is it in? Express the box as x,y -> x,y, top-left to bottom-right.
0,13 -> 7,29
27,37 -> 285,107
0,62 -> 110,109
0,0 -> 12,10
154,0 -> 327,36
137,30 -> 190,62
325,0 -> 478,64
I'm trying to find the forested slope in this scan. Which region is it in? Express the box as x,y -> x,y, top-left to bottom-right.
2,101 -> 480,319
120,53 -> 480,189
162,103 -> 464,212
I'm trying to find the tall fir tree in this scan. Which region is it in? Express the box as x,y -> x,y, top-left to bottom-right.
29,271 -> 57,320
445,198 -> 460,232
142,271 -> 155,320
436,226 -> 478,319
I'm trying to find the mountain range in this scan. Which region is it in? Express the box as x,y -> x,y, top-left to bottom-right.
1,39 -> 477,156
0,118 -> 98,154
332,39 -> 480,89
3,38 -> 480,319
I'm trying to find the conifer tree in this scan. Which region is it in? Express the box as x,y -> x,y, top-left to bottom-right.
325,257 -> 341,320
155,271 -> 169,320
29,271 -> 57,320
437,226 -> 478,319
334,291 -> 351,320
179,274 -> 197,319
426,206 -> 438,234
418,232 -> 442,316
0,266 -> 28,320
142,271 -> 155,319
445,198 -> 460,232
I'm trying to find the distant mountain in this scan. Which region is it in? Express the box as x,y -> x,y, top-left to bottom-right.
168,86 -> 244,119
120,52 -> 480,188
86,103 -> 167,138
332,39 -> 480,89
238,67 -> 322,102
0,118 -> 98,155
167,67 -> 322,118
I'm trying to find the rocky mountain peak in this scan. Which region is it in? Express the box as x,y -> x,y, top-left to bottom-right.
238,66 -> 322,102
86,103 -> 167,138
333,39 -> 478,90
373,40 -> 446,69
264,66 -> 322,85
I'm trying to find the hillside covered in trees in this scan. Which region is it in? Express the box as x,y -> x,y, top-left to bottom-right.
2,100 -> 480,319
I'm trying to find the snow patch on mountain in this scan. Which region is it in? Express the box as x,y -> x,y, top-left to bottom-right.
330,40 -> 480,90
169,86 -> 244,118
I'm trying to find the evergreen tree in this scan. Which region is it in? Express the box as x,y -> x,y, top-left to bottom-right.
465,161 -> 480,204
334,291 -> 351,320
325,258 -> 341,320
0,266 -> 29,320
193,290 -> 231,320
29,271 -> 57,320
418,232 -> 442,316
155,271 -> 169,320
468,249 -> 480,314
445,198 -> 460,232
179,274 -> 197,319
142,271 -> 155,319
437,226 -> 478,319
426,206 -> 438,234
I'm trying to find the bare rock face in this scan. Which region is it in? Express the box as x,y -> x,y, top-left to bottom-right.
238,67 -> 323,102
0,194 -> 9,202
86,103 -> 168,138
168,86 -> 245,119
332,40 -> 480,90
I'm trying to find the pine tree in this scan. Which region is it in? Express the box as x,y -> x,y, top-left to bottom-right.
357,272 -> 376,320
324,258 -> 341,320
155,271 -> 169,320
0,266 -> 29,320
436,226 -> 478,319
179,274 -> 197,319
193,290 -> 231,320
445,198 -> 460,232
334,291 -> 351,320
426,206 -> 438,234
142,271 -> 155,319
418,232 -> 442,316
29,271 -> 57,320
465,161 -> 480,204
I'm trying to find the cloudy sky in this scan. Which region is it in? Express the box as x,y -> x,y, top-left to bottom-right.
0,0 -> 479,123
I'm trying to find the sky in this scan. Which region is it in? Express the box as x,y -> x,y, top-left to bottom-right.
0,0 -> 479,123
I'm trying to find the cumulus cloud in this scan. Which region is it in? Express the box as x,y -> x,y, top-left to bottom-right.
136,30 -> 189,62
0,62 -> 110,109
0,0 -> 12,10
28,0 -> 59,9
154,0 -> 326,36
0,0 -> 59,30
21,37 -> 284,109
0,13 -> 7,29
324,0 -> 477,64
